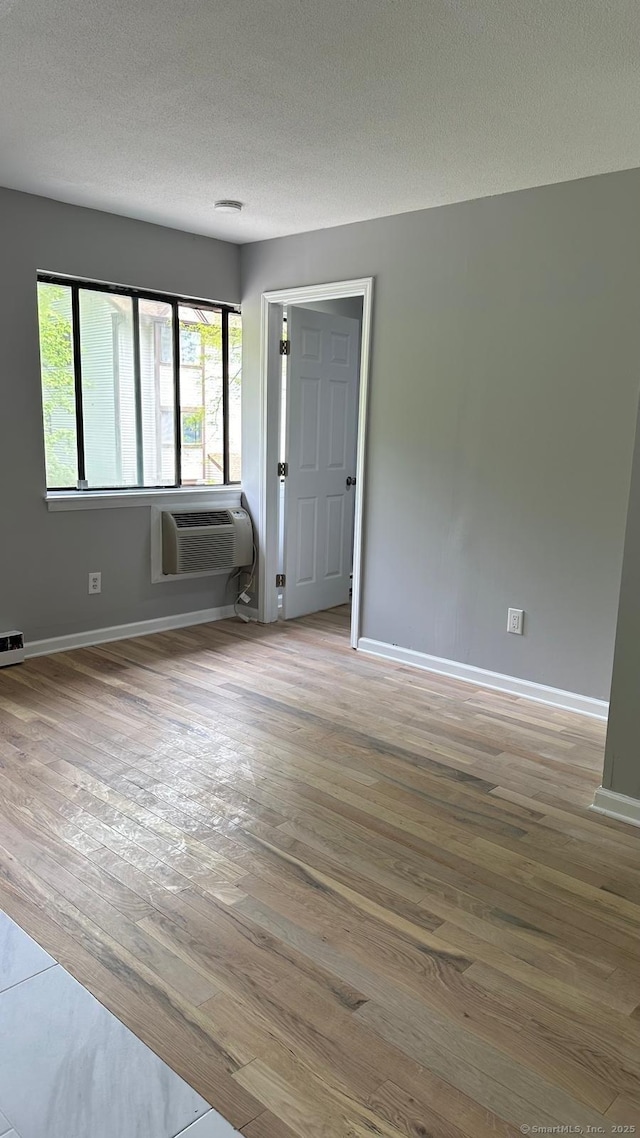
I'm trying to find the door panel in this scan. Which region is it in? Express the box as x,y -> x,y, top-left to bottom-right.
330,330 -> 350,364
283,306 -> 359,620
299,378 -> 320,469
325,495 -> 345,578
296,497 -> 318,584
328,381 -> 348,467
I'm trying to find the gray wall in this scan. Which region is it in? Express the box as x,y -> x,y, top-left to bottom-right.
0,188 -> 240,642
603,391 -> 640,798
241,169 -> 640,700
302,298 -> 364,321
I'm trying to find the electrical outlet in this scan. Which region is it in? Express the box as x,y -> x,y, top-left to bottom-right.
88,572 -> 102,595
507,607 -> 524,635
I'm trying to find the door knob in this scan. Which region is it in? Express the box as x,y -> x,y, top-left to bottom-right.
346,476 -> 356,487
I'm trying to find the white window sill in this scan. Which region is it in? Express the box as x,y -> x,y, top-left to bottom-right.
45,486 -> 243,512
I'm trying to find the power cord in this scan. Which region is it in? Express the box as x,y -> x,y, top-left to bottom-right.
229,540 -> 257,622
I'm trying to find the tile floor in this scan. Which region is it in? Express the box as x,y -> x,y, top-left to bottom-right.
0,911 -> 238,1138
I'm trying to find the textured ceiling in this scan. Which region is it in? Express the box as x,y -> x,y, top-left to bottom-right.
1,0 -> 639,242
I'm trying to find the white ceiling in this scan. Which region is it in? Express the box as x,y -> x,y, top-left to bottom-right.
1,0 -> 639,243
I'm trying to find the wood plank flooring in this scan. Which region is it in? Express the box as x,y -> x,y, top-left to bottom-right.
0,606 -> 639,1135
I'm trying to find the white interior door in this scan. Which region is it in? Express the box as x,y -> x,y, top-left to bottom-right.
283,305 -> 359,620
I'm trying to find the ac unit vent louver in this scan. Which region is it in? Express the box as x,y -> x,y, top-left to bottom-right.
174,510 -> 232,528
161,507 -> 253,576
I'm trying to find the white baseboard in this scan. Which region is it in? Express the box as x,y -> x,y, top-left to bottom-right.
590,786 -> 640,828
357,637 -> 609,720
26,605 -> 236,659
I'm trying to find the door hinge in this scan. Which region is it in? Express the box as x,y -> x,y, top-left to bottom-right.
279,339 -> 291,355
277,461 -> 288,477
276,573 -> 286,588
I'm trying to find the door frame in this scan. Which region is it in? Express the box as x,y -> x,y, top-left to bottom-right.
257,277 -> 374,647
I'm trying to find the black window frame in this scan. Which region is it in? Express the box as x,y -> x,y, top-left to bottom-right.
37,272 -> 241,492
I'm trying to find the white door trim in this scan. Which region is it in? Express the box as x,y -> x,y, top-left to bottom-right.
258,277 -> 374,648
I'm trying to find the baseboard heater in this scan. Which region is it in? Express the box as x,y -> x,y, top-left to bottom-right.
0,630 -> 25,667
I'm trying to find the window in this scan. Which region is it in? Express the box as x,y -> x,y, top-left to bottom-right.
37,275 -> 241,491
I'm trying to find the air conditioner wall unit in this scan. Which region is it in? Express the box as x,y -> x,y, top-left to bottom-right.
161,507 -> 253,576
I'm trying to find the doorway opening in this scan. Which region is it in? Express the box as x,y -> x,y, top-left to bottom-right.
276,298 -> 362,620
257,278 -> 374,648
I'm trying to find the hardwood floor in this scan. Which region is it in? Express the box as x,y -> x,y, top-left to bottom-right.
0,605 -> 639,1135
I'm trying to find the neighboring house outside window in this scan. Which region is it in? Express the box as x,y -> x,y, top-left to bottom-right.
37,275 -> 242,491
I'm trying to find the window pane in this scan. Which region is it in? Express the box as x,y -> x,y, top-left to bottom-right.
182,409 -> 203,445
139,298 -> 176,486
37,282 -> 78,488
79,289 -> 137,488
228,312 -> 242,482
178,305 -> 223,486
